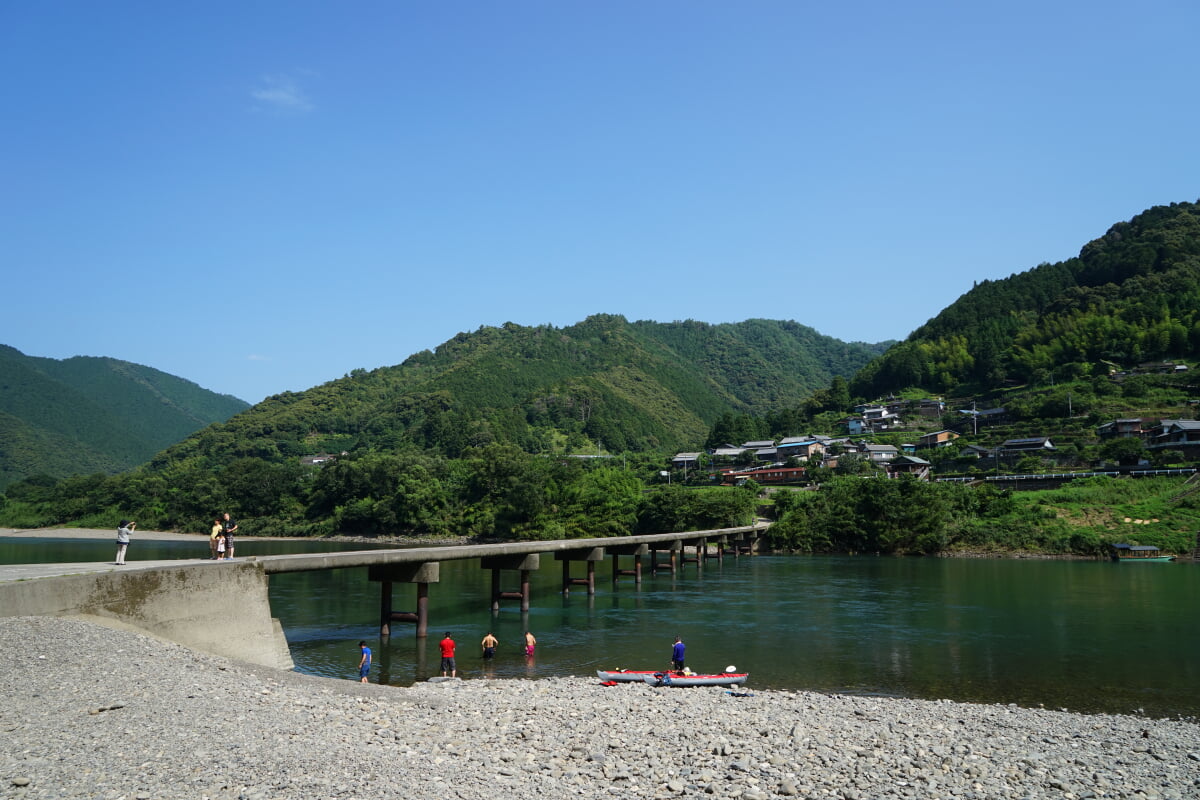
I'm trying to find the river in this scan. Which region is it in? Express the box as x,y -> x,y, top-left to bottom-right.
2,536 -> 1196,718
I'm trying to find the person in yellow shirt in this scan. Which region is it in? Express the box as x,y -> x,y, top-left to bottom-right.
209,517 -> 222,560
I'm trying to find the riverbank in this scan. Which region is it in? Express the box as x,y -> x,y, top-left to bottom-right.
2,616 -> 1197,800
0,527 -> 211,541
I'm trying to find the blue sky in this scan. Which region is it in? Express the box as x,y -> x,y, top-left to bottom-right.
3,2 -> 1198,405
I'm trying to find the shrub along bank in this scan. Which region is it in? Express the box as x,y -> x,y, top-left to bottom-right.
766,475 -> 1200,557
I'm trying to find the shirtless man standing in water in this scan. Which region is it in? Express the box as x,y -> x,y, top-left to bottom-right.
481,632 -> 498,660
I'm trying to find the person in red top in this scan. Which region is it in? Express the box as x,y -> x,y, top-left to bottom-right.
439,632 -> 456,677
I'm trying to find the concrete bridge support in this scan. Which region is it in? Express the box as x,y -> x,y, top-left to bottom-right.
482,554 -> 540,612
369,562 -> 440,638
608,543 -> 649,586
556,547 -> 604,596
0,562 -> 292,670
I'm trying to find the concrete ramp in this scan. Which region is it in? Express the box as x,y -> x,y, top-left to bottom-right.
0,561 -> 293,670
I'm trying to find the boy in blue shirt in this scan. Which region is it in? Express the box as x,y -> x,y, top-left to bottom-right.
358,641 -> 372,683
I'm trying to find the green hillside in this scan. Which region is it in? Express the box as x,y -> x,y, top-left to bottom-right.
0,317 -> 878,539
157,315 -> 885,467
0,411 -> 126,489
0,345 -> 249,489
851,200 -> 1200,398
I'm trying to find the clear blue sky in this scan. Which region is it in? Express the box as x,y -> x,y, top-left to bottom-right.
3,2 -> 1198,404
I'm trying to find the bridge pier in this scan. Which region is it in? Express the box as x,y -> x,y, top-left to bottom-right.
704,536 -> 725,563
650,541 -> 682,575
556,548 -> 604,595
369,562 -> 439,638
609,543 -> 649,586
482,554 -> 539,612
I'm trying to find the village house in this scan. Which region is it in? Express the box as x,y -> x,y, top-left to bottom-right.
998,437 -> 1056,454
861,443 -> 899,463
709,446 -> 747,463
885,454 -> 931,480
917,430 -> 959,449
671,452 -> 702,469
917,398 -> 945,418
754,447 -> 778,462
846,406 -> 901,434
1145,419 -> 1200,457
776,436 -> 826,461
1096,418 -> 1153,439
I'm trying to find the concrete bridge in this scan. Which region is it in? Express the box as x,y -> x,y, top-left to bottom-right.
0,525 -> 766,672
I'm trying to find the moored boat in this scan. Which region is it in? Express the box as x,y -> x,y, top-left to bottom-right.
596,669 -> 749,687
1110,543 -> 1175,562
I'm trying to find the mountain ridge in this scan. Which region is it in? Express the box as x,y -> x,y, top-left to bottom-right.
158,315 -> 889,467
0,345 -> 250,489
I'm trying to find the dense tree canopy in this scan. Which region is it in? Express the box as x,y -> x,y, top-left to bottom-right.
851,202 -> 1200,397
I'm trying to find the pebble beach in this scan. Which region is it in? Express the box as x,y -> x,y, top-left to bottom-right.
3,616 -> 1199,800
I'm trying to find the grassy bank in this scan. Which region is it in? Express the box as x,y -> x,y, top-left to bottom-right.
767,474 -> 1200,557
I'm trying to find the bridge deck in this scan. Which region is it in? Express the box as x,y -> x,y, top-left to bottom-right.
0,524 -> 766,583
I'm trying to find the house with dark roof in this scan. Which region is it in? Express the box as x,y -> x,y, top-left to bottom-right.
1146,420 -> 1200,456
999,437 -> 1056,453
710,447 -> 747,462
917,430 -> 959,449
1097,419 -> 1152,439
671,452 -> 702,469
886,455 -> 931,480
861,443 -> 899,463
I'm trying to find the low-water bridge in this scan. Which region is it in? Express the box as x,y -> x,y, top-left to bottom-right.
0,525 -> 766,671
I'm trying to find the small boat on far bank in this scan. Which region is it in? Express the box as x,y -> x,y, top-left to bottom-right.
597,669 -> 749,687
1110,543 -> 1176,562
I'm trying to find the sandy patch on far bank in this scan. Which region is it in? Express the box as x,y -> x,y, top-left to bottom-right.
0,527 -> 272,542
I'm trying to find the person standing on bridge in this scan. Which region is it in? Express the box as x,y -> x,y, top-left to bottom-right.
439,632 -> 457,677
115,520 -> 135,565
222,513 -> 238,560
209,517 -> 222,560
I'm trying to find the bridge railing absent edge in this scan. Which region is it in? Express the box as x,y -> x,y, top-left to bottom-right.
258,524 -> 768,574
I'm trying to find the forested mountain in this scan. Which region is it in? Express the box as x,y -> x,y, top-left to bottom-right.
159,316 -> 886,467
0,345 -> 249,489
851,201 -> 1200,398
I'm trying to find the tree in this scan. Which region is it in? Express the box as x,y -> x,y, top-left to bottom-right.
1099,437 -> 1147,467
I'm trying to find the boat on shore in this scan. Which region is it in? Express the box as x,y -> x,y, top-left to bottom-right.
597,669 -> 749,687
1110,543 -> 1176,562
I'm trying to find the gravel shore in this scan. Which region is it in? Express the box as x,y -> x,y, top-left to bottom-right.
3,617 -> 1198,799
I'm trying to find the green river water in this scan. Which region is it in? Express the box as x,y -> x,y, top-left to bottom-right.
3,536 -> 1196,718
